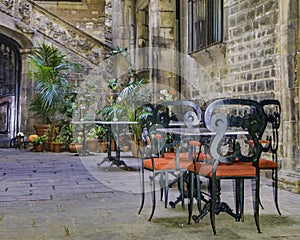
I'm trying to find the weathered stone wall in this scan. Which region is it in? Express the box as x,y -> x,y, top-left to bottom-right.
110,0 -> 131,48
0,0 -> 111,138
181,0 -> 300,192
225,0 -> 300,193
226,0 -> 279,100
35,0 -> 106,43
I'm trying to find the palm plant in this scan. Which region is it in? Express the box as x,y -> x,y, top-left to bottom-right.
99,78 -> 151,145
29,42 -> 80,124
98,46 -> 152,146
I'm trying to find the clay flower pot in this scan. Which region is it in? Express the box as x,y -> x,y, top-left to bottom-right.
53,142 -> 62,153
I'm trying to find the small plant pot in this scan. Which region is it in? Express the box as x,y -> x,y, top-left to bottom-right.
87,140 -> 98,152
75,143 -> 83,153
34,144 -> 43,152
110,139 -> 116,151
99,142 -> 107,153
69,144 -> 77,153
53,142 -> 62,153
131,141 -> 142,158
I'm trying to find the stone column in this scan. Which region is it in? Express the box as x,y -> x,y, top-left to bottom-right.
278,0 -> 300,192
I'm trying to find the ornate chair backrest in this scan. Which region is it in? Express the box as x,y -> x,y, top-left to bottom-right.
204,98 -> 267,164
145,100 -> 202,158
259,99 -> 281,160
154,100 -> 202,128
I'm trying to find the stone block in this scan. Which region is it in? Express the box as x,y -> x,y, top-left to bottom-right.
159,11 -> 175,27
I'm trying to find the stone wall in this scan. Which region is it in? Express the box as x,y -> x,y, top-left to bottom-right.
0,0 -> 111,138
181,0 -> 300,192
226,0 -> 279,100
35,0 -> 106,43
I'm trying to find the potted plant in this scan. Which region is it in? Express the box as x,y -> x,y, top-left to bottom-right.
69,134 -> 83,154
95,125 -> 108,152
28,42 -> 80,148
68,138 -> 77,153
52,134 -> 64,153
86,127 -> 98,152
28,134 -> 48,152
97,46 -> 152,156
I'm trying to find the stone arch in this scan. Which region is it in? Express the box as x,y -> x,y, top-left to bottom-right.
0,25 -> 33,146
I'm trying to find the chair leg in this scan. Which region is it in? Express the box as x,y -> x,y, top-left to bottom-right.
164,172 -> 169,208
196,175 -> 202,212
235,178 -> 244,222
254,175 -> 261,233
188,171 -> 194,224
210,178 -> 217,235
149,173 -> 156,221
160,173 -> 164,201
273,169 -> 281,215
180,172 -> 185,209
138,166 -> 145,215
257,171 -> 264,210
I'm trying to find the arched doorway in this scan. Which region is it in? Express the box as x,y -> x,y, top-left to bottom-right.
0,33 -> 21,146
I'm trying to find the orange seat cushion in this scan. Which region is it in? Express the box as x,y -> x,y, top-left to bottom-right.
189,140 -> 201,147
188,161 -> 256,177
258,159 -> 277,169
163,151 -> 211,161
248,139 -> 270,145
144,157 -> 191,170
241,158 -> 277,169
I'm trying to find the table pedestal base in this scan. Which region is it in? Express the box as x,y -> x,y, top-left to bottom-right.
192,179 -> 241,223
192,200 -> 241,223
98,156 -> 129,171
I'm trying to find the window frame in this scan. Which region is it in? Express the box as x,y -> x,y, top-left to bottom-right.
188,0 -> 223,53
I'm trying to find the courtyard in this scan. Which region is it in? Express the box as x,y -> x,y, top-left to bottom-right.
0,148 -> 299,239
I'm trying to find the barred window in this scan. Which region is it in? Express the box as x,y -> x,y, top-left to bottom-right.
189,0 -> 223,52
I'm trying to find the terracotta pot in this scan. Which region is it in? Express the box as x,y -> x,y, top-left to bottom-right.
87,140 -> 98,152
69,144 -> 77,153
34,124 -> 59,151
35,144 -> 43,152
75,143 -> 83,153
131,141 -> 142,158
34,124 -> 50,136
53,142 -> 62,153
99,142 -> 107,153
110,139 -> 116,151
34,124 -> 51,151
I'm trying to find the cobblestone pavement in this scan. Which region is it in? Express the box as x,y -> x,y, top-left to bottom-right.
0,148 -> 299,240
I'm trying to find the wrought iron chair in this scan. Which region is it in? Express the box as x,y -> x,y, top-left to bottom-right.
138,100 -> 202,220
187,98 -> 267,234
250,99 -> 281,215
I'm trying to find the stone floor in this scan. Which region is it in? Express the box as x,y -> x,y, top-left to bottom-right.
0,148 -> 299,239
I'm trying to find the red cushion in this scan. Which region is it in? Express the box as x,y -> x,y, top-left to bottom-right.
144,157 -> 191,170
188,161 -> 256,177
258,158 -> 277,169
163,151 -> 211,161
240,158 -> 277,169
189,140 -> 201,147
248,139 -> 270,145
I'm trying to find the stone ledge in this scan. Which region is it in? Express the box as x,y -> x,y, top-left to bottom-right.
277,169 -> 300,194
189,43 -> 227,67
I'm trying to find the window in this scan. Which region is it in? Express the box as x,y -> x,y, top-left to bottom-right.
189,0 -> 223,52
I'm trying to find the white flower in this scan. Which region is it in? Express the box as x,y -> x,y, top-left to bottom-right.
160,89 -> 168,95
17,132 -> 24,137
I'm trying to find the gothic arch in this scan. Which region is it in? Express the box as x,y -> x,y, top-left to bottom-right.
0,33 -> 22,145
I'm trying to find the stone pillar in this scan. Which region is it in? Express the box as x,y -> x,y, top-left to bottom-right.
111,0 -> 131,48
19,48 -> 36,135
278,0 -> 300,192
